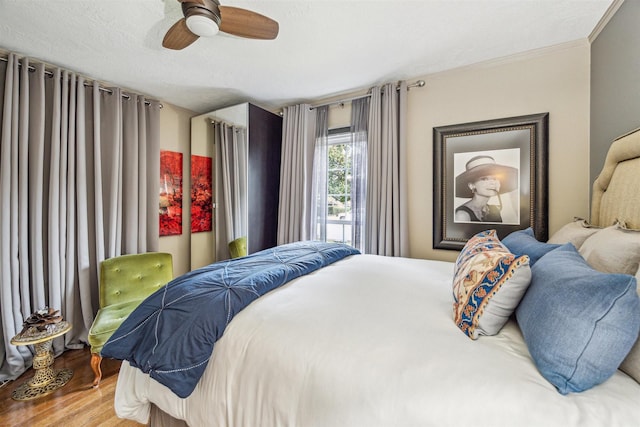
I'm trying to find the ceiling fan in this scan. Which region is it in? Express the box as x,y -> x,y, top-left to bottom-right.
162,0 -> 279,50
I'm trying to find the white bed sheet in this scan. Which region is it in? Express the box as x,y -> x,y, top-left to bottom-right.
114,255 -> 640,427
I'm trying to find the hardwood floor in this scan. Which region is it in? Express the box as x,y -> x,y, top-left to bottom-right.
0,347 -> 146,427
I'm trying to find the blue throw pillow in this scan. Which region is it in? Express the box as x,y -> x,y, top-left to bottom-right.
516,243 -> 640,394
502,227 -> 561,266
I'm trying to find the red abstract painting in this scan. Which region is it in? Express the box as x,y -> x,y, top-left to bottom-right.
159,150 -> 183,236
191,155 -> 213,233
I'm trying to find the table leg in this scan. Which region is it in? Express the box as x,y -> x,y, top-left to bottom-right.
12,338 -> 73,401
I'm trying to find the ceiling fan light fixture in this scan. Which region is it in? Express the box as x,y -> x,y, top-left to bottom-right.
163,0 -> 279,50
186,15 -> 219,37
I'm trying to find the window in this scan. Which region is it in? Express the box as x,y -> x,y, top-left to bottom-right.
326,128 -> 353,245
311,99 -> 368,250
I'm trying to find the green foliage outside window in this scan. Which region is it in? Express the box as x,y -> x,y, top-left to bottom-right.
327,143 -> 352,217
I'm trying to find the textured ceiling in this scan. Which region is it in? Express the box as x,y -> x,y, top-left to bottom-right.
0,0 -> 614,114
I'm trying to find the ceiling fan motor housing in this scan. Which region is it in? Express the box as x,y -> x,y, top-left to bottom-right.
164,0 -> 279,48
183,0 -> 221,35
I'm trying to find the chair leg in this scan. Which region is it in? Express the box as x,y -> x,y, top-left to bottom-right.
91,352 -> 103,387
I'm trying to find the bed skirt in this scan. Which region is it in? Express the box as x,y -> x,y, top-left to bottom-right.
150,404 -> 188,427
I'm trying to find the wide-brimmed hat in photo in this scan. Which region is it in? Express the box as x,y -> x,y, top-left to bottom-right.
455,155 -> 518,198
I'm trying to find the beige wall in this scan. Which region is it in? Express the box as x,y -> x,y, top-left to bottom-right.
158,40 -> 592,271
190,112 -> 217,270
158,103 -> 196,276
326,41 -> 591,262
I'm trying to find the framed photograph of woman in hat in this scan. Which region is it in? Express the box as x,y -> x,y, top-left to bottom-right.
433,113 -> 549,250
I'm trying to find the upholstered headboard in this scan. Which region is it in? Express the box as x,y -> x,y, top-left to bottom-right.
591,127 -> 640,229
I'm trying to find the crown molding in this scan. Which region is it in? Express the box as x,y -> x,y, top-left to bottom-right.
589,0 -> 625,42
424,39 -> 589,80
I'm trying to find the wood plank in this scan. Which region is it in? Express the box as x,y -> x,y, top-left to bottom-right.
0,347 -> 146,426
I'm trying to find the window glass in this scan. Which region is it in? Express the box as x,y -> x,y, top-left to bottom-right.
325,129 -> 354,245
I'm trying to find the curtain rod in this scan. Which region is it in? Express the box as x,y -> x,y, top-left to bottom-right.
308,79 -> 425,111
0,55 -> 162,108
210,119 -> 246,130
309,93 -> 371,111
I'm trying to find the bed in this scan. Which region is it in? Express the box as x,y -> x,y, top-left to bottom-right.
108,129 -> 640,427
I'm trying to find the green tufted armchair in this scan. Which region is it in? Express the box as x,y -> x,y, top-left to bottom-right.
228,236 -> 248,258
88,252 -> 173,387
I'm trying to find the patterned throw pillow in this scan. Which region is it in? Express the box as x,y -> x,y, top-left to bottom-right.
453,230 -> 531,339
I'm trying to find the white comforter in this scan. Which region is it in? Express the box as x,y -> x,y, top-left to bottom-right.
114,255 -> 640,427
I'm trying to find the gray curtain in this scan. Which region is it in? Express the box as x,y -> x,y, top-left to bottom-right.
0,53 -> 160,382
351,97 -> 369,251
310,106 -> 329,241
277,104 -> 316,244
215,122 -> 247,260
365,81 -> 409,256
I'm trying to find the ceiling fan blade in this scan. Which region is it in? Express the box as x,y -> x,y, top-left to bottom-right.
163,18 -> 200,50
219,6 -> 279,40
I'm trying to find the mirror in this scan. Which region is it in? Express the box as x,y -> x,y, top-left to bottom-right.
190,102 -> 282,269
190,104 -> 249,269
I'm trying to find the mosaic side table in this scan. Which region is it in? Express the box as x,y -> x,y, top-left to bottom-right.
10,321 -> 73,400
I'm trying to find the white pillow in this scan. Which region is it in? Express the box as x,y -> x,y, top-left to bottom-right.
547,218 -> 601,249
579,223 -> 640,275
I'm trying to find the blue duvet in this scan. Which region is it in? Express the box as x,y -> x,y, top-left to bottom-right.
101,241 -> 359,398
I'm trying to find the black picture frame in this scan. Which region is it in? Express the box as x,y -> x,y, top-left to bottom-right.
433,113 -> 549,250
